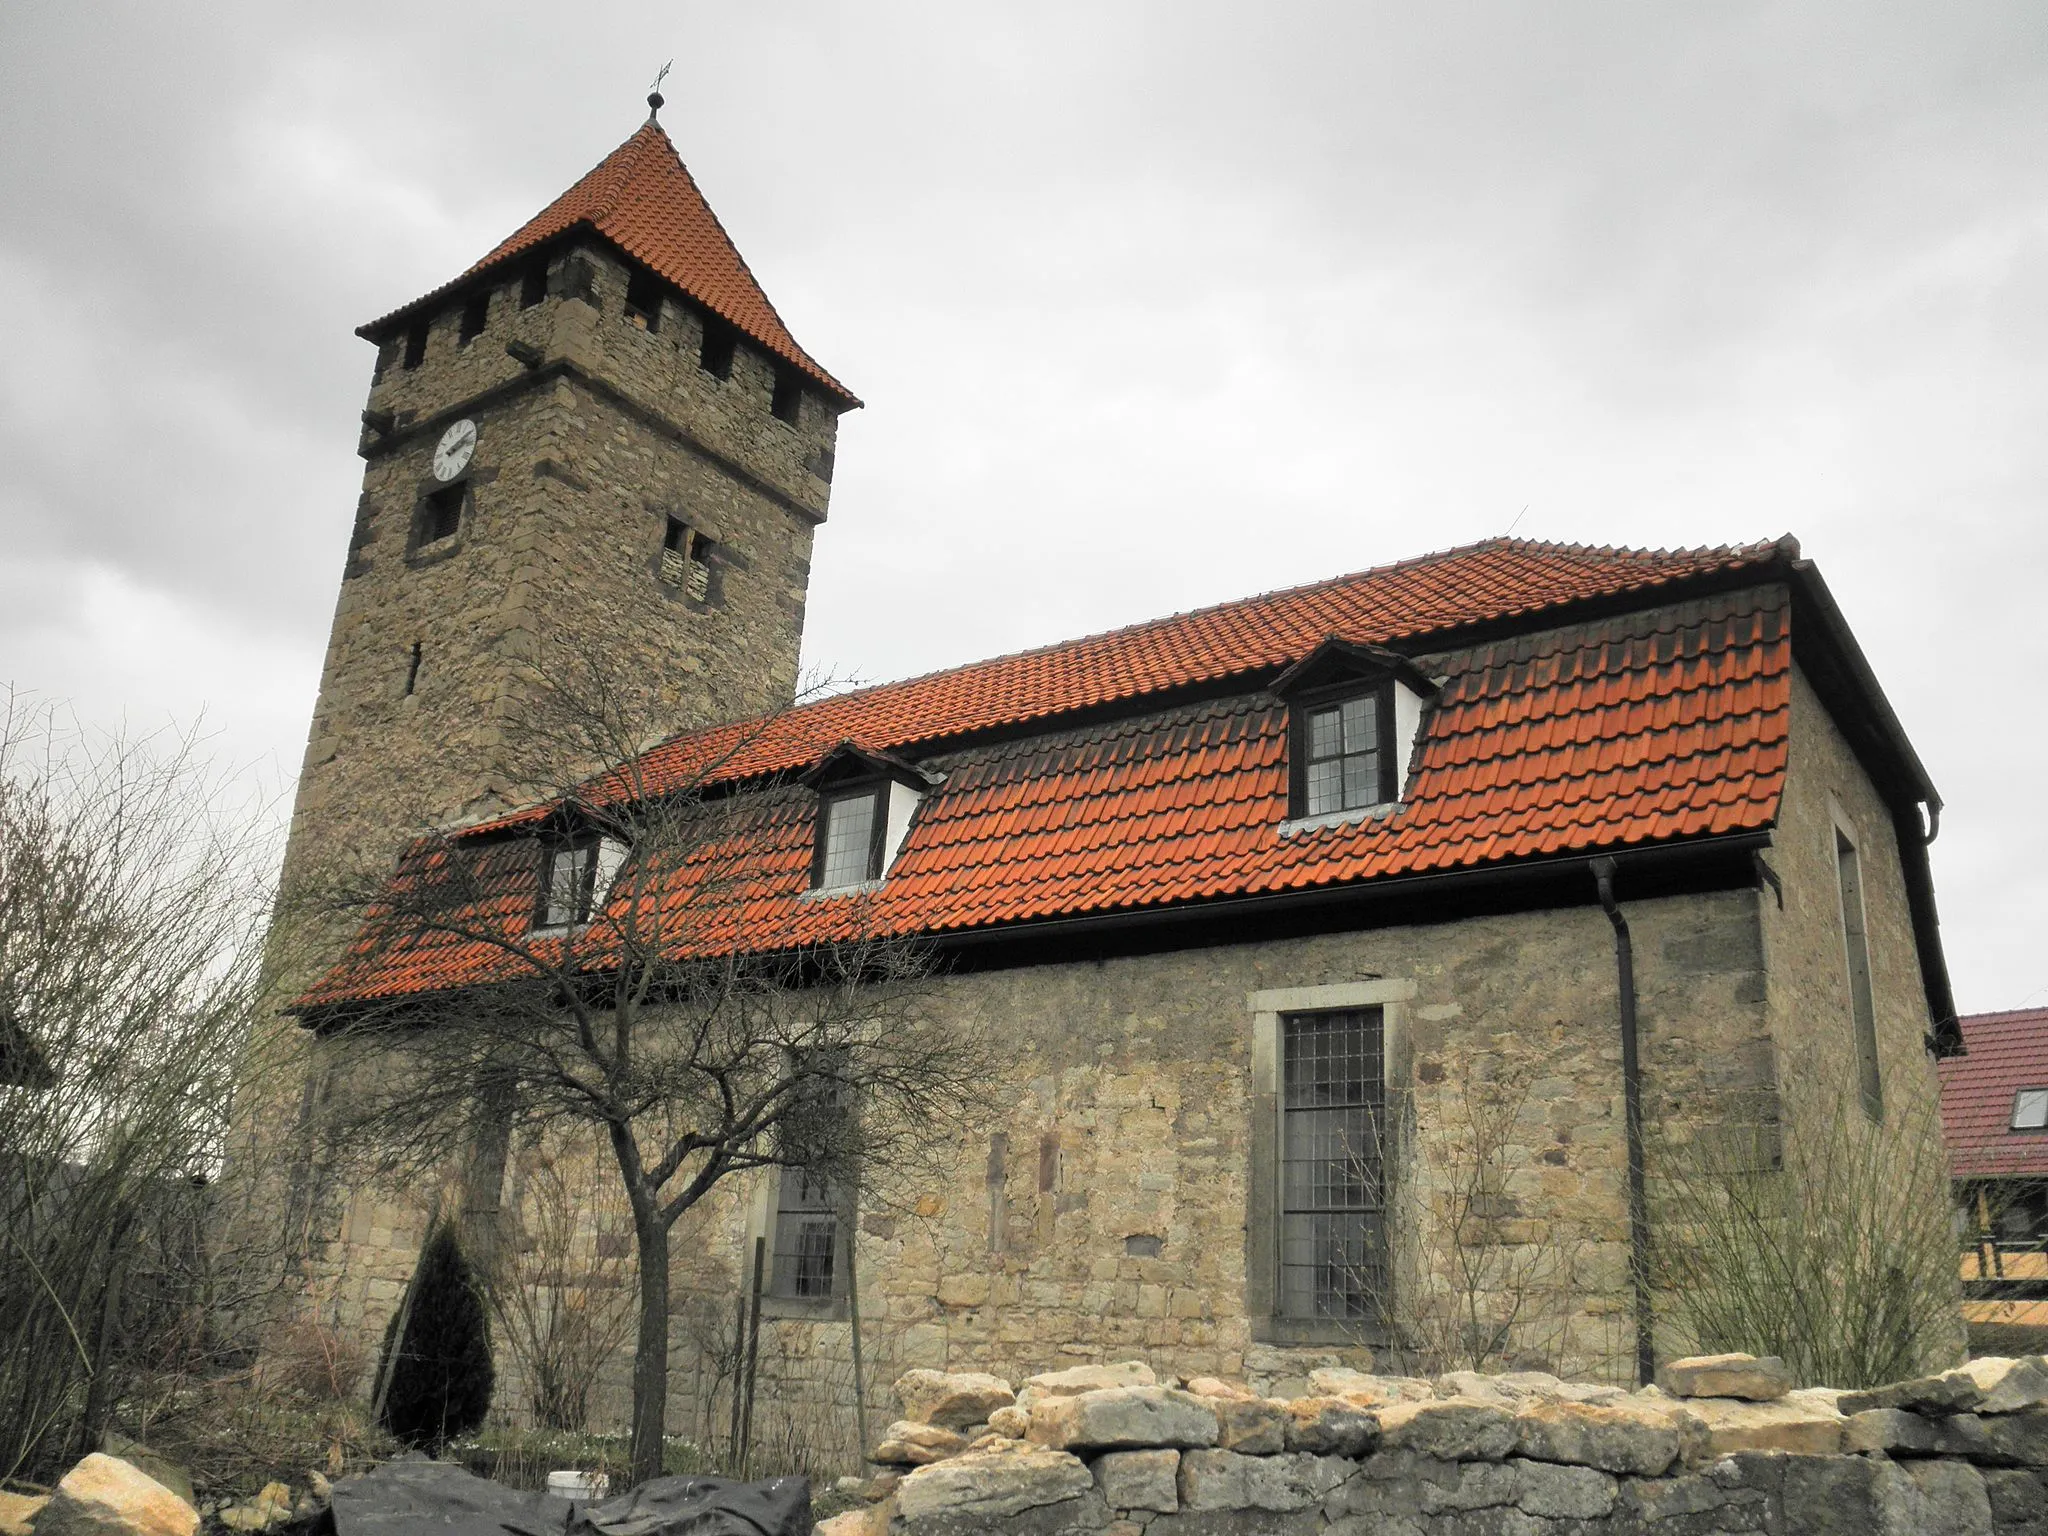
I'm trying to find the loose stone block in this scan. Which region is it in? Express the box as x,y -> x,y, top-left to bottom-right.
1373,1397 -> 1518,1461
1186,1377 -> 1255,1401
1840,1366 -> 1989,1418
896,1450 -> 1098,1523
1660,1351 -> 1792,1401
0,1493 -> 48,1536
1025,1362 -> 1156,1397
1203,1395 -> 1289,1454
1175,1450 -> 1350,1513
1844,1406 -> 1944,1455
895,1368 -> 1018,1428
36,1455 -> 198,1536
1961,1356 -> 2048,1415
873,1421 -> 968,1465
1685,1394 -> 1846,1456
1092,1449 -> 1179,1513
1309,1367 -> 1434,1405
1283,1396 -> 1380,1456
1029,1387 -> 1220,1452
988,1404 -> 1032,1439
1512,1396 -> 1684,1476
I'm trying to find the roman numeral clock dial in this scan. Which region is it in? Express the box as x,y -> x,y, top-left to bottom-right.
433,418 -> 477,482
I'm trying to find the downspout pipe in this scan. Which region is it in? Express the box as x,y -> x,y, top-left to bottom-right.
1590,855 -> 1656,1388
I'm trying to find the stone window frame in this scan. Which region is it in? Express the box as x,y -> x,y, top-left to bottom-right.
1245,978 -> 1414,1347
1827,796 -> 1883,1122
742,1164 -> 854,1323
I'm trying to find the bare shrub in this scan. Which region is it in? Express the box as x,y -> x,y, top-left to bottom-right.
1654,1085 -> 1963,1388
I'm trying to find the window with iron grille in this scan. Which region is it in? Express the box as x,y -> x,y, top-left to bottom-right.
1279,1008 -> 1386,1322
1294,685 -> 1395,818
814,788 -> 883,891
770,1168 -> 841,1300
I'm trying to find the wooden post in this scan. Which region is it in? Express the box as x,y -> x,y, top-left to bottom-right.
724,1288 -> 747,1466
738,1235 -> 765,1473
846,1220 -> 869,1463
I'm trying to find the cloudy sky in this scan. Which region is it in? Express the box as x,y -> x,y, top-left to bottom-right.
2,3 -> 2043,1011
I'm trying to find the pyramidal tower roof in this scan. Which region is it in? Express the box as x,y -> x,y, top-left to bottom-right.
361,113 -> 857,406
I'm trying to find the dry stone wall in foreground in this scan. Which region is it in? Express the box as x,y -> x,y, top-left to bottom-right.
821,1353 -> 2048,1535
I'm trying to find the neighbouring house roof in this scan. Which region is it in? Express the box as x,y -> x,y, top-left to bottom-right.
301,537 -> 1827,1011
358,119 -> 857,407
1942,1008 -> 2048,1179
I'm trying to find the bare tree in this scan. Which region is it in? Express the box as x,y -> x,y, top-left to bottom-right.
296,653 -> 989,1482
0,692 -> 284,1480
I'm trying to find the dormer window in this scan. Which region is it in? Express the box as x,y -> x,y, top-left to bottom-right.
1301,687 -> 1395,816
815,789 -> 883,891
2014,1089 -> 2048,1132
536,835 -> 628,928
1274,638 -> 1437,830
803,744 -> 942,894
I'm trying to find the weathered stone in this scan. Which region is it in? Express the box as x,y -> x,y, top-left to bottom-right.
1185,1377 -> 1255,1402
1510,1458 -> 1617,1520
873,1420 -> 969,1466
1024,1362 -> 1156,1397
1684,1394 -> 1845,1456
988,1404 -> 1032,1439
1660,1351 -> 1792,1402
102,1438 -> 194,1511
305,1472 -> 332,1505
1840,1367 -> 1987,1418
1961,1355 -> 2048,1415
813,1497 -> 893,1536
37,1455 -> 198,1536
1982,1467 -> 2048,1534
1903,1458 -> 1992,1536
1092,1449 -> 1179,1513
1282,1396 -> 1379,1456
1615,1467 -> 1734,1524
1780,1451 -> 1925,1536
1512,1395 -> 1683,1476
1414,1460 -> 1517,1514
1373,1397 -> 1518,1461
1202,1395 -> 1288,1454
1028,1388 -> 1219,1453
1175,1451 -> 1350,1513
0,1492 -> 48,1536
1844,1406 -> 1945,1455
895,1369 -> 1017,1428
896,1450 -> 1098,1522
1309,1367 -> 1433,1405
1941,1407 -> 2048,1466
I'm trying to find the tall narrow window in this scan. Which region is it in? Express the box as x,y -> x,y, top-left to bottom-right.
1836,829 -> 1883,1120
661,516 -> 713,601
520,259 -> 549,309
771,370 -> 803,425
1279,1009 -> 1385,1322
700,319 -> 737,380
418,483 -> 464,546
1296,687 -> 1393,817
770,1168 -> 841,1300
402,321 -> 429,370
814,788 -> 882,891
624,269 -> 663,332
458,291 -> 490,344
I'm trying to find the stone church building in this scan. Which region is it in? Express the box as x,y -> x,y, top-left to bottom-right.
268,102 -> 1961,1443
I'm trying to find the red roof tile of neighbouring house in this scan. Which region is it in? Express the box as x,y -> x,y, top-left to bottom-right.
298,538 -> 1800,1009
1942,1009 -> 2048,1179
361,118 -> 855,406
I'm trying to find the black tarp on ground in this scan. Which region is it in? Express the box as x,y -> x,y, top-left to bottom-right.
328,1459 -> 810,1536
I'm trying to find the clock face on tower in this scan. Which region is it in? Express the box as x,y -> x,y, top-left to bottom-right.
432,419 -> 477,482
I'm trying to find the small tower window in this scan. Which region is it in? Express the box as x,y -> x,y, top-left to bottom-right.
520,259 -> 549,309
458,291 -> 490,345
699,319 -> 737,380
625,270 -> 663,332
419,482 -> 465,545
771,371 -> 803,425
662,516 -> 713,601
402,321 -> 429,370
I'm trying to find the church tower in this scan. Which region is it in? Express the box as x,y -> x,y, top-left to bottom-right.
286,95 -> 857,886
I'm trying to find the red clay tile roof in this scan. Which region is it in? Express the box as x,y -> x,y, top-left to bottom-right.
300,539 -> 1797,1009
1942,1009 -> 2048,1179
362,118 -> 856,406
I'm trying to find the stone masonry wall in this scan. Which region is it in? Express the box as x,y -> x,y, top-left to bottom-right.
830,1354 -> 2048,1536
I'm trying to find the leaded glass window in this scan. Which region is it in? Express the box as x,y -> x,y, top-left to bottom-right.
1279,1008 -> 1386,1321
817,788 -> 880,890
1303,692 -> 1388,816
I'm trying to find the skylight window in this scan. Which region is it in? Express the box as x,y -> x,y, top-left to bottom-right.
2014,1089 -> 2048,1132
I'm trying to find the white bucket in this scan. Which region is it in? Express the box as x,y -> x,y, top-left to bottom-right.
545,1470 -> 610,1502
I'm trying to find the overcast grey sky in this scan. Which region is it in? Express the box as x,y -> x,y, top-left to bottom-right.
1,3 -> 2042,1011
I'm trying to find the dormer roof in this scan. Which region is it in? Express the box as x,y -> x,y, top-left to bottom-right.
359,118 -> 858,408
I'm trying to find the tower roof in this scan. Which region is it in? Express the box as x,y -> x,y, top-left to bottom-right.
360,118 -> 858,407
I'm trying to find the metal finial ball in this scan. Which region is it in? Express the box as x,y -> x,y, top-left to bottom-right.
647,90 -> 665,114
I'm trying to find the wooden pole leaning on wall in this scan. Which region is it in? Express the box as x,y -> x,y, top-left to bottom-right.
738,1234 -> 766,1473
846,1217 -> 869,1462
725,1288 -> 748,1466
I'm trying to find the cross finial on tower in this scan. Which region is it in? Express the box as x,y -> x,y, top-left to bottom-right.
647,60 -> 672,121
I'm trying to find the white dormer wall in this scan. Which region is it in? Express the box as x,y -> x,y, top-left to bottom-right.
882,779 -> 923,872
593,835 -> 630,907
1392,678 -> 1431,798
